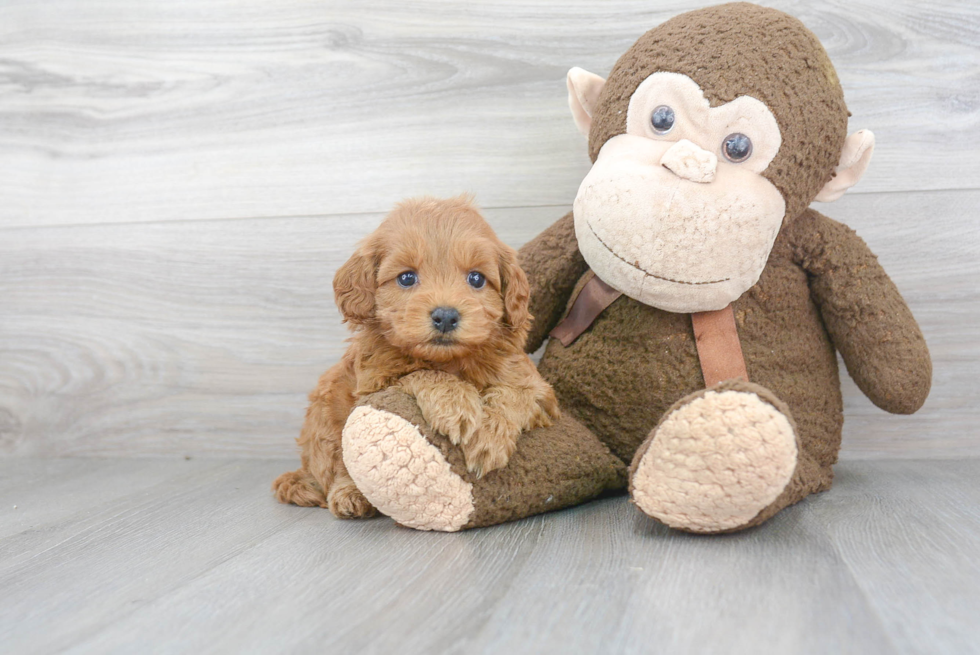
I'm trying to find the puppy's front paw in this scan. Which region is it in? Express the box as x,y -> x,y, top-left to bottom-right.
421,391 -> 483,446
327,480 -> 377,519
535,389 -> 562,426
463,409 -> 520,478
400,372 -> 483,446
528,401 -> 558,431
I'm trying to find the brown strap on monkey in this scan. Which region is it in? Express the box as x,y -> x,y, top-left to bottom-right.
690,305 -> 749,387
550,270 -> 749,388
549,271 -> 623,347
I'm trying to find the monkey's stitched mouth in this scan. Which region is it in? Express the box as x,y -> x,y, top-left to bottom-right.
587,221 -> 730,286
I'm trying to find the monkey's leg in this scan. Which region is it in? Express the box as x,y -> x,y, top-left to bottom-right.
341,388 -> 627,531
629,380 -> 831,533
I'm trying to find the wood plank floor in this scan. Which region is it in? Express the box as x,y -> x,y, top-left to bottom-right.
1,457 -> 978,654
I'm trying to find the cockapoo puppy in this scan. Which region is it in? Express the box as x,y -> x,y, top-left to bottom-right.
273,196 -> 561,518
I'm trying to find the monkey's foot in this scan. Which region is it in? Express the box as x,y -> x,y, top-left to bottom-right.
343,404 -> 475,532
630,381 -> 800,533
342,388 -> 627,532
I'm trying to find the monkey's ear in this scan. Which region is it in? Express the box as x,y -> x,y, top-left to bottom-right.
814,130 -> 875,203
567,67 -> 606,137
499,246 -> 531,335
333,243 -> 377,325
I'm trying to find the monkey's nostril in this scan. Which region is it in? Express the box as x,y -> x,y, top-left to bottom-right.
431,307 -> 460,334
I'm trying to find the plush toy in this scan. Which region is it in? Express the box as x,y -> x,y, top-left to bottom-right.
341,2 -> 932,532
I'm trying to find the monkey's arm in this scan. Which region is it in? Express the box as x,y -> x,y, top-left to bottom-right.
790,209 -> 931,414
518,211 -> 589,353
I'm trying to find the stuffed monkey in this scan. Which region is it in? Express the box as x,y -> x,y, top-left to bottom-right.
340,3 -> 931,532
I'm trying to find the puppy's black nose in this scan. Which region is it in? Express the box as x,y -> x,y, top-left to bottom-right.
431,307 -> 460,333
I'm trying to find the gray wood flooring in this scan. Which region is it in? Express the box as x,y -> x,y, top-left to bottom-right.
1,457 -> 978,655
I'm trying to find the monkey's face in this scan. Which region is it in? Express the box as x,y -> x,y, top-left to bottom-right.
573,73 -> 786,313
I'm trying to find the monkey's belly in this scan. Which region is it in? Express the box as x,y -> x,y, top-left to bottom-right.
537,263 -> 844,467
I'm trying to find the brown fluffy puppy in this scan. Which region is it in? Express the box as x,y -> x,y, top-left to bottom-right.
273,196 -> 560,518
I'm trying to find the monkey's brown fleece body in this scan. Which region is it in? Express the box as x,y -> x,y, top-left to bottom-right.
523,209 -> 930,529
347,3 -> 931,531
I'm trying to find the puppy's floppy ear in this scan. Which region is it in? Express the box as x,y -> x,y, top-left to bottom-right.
499,245 -> 531,334
333,241 -> 377,325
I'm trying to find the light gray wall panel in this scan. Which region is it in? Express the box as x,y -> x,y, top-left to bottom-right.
0,0 -> 977,227
1,192 -> 974,458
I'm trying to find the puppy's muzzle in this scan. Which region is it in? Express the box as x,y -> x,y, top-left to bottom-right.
430,307 -> 460,334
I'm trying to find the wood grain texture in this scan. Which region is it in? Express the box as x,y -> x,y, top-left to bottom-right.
1,3 -> 976,651
1,191 -> 976,459
0,0 -> 978,227
1,457 -> 978,654
0,206 -> 558,457
1,0 -> 976,458
814,459 -> 980,655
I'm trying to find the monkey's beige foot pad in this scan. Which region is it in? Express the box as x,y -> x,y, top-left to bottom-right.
343,405 -> 475,532
343,388 -> 629,532
630,382 -> 799,533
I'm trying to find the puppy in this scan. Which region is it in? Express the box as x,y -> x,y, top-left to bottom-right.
273,196 -> 560,519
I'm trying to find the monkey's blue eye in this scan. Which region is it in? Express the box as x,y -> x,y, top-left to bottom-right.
723,133 -> 753,162
467,271 -> 486,289
396,271 -> 418,288
651,105 -> 675,134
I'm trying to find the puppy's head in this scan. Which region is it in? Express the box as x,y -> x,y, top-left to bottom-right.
334,195 -> 530,362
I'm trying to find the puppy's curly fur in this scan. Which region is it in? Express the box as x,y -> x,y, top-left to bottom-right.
273,196 -> 560,518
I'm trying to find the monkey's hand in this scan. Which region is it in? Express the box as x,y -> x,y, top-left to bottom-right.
792,211 -> 932,414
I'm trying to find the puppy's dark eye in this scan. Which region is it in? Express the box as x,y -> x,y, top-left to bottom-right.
396,271 -> 418,288
467,271 -> 486,289
651,105 -> 675,134
722,133 -> 752,162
